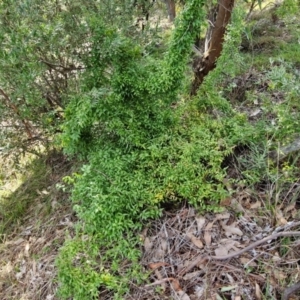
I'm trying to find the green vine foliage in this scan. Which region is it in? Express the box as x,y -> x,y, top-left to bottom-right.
57,1 -> 255,299
61,0 -> 206,155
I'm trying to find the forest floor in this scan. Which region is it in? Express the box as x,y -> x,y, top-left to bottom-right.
0,151 -> 77,299
0,4 -> 300,300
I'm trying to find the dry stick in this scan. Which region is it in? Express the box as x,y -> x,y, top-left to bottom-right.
180,231 -> 300,276
0,88 -> 34,139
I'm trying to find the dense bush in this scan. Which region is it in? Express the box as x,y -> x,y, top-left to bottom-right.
0,0 -> 147,154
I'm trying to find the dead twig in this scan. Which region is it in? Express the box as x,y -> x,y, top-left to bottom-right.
144,277 -> 175,289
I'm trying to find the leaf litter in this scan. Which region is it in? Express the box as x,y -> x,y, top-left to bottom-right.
0,153 -> 76,300
128,198 -> 300,300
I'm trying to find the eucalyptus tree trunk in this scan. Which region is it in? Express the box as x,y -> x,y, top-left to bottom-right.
164,0 -> 176,22
191,0 -> 235,95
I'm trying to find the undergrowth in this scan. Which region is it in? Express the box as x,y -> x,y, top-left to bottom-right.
226,4 -> 300,218
0,156 -> 50,240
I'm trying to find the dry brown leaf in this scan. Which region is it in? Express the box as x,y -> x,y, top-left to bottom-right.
148,262 -> 169,270
255,282 -> 262,300
154,269 -> 166,292
250,108 -> 262,117
230,198 -> 245,212
160,238 -> 168,252
273,270 -> 287,280
171,278 -> 181,291
220,197 -> 232,207
214,246 -> 228,257
278,218 -> 287,225
186,232 -> 204,249
41,189 -> 50,195
215,212 -> 230,220
183,271 -> 203,281
24,242 -> 30,257
195,216 -> 206,232
204,222 -> 213,246
275,208 -> 287,225
144,277 -> 175,289
154,249 -> 166,260
269,276 -> 277,287
32,259 -> 37,275
284,202 -> 296,213
154,269 -> 163,280
35,237 -> 46,245
177,290 -> 191,300
154,238 -> 168,259
140,227 -> 149,240
144,237 -> 152,252
4,238 -> 25,246
224,240 -> 239,251
250,201 -> 261,209
226,274 -> 235,284
272,252 -> 281,262
0,262 -> 13,276
239,257 -> 257,267
221,222 -> 243,236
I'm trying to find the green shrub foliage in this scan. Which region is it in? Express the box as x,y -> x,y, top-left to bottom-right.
0,0 -> 146,153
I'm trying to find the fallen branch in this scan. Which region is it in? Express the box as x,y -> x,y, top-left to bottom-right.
211,231 -> 300,260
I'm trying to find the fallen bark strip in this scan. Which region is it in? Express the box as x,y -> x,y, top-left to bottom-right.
179,231 -> 300,276
268,137 -> 300,161
282,281 -> 300,300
